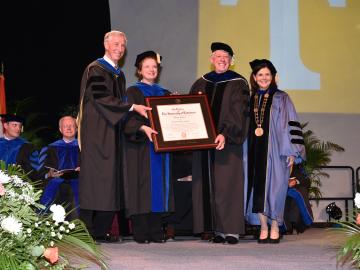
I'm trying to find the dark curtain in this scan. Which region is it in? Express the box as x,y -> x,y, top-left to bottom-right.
1,0 -> 111,142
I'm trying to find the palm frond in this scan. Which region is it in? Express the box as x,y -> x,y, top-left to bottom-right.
301,123 -> 344,200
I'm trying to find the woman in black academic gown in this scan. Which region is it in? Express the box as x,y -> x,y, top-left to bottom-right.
123,51 -> 174,243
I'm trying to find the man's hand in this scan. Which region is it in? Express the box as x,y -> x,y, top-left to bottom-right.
133,104 -> 152,118
215,134 -> 225,150
288,177 -> 297,188
48,168 -> 63,179
140,125 -> 158,142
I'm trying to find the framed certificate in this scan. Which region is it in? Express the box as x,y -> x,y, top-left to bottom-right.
145,94 -> 217,152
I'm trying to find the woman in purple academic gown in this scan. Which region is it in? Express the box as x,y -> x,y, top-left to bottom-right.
245,59 -> 306,244
123,51 -> 173,243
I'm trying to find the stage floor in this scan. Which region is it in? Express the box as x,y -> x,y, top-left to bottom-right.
86,228 -> 351,270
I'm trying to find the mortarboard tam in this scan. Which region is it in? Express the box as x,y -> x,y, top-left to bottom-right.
249,59 -> 277,74
135,51 -> 162,68
0,114 -> 25,124
211,42 -> 234,57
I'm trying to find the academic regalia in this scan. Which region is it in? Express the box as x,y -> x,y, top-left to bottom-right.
189,70 -> 250,235
283,164 -> 313,233
124,82 -> 174,242
0,137 -> 37,177
78,58 -> 132,239
78,58 -> 131,211
40,139 -> 80,220
246,89 -> 306,226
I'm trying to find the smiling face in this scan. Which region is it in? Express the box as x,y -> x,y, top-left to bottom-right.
210,50 -> 231,74
104,34 -> 126,63
138,57 -> 158,84
253,67 -> 273,90
4,121 -> 22,139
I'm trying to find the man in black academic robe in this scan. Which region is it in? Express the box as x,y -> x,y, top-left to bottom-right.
189,42 -> 250,244
77,30 -> 150,241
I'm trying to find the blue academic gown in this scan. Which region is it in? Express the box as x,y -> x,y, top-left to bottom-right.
245,89 -> 306,225
0,137 -> 38,177
40,139 -> 80,211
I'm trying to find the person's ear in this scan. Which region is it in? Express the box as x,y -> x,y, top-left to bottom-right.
210,55 -> 215,65
253,74 -> 257,83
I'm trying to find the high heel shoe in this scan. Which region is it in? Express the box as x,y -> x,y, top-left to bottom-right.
257,229 -> 269,244
269,237 -> 280,244
269,230 -> 280,244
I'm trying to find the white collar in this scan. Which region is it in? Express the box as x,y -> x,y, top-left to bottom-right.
4,135 -> 14,141
103,55 -> 117,68
63,138 -> 75,144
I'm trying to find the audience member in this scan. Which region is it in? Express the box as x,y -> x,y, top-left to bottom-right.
40,116 -> 80,221
283,163 -> 313,234
0,114 -> 39,179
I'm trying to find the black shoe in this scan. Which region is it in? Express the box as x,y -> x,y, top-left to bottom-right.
201,232 -> 214,241
269,237 -> 280,244
225,236 -> 239,244
165,226 -> 175,241
257,237 -> 269,244
150,238 -> 166,243
213,235 -> 226,243
95,233 -> 120,243
134,238 -> 150,244
257,230 -> 269,244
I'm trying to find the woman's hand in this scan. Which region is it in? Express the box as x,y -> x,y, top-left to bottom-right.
286,156 -> 295,167
140,125 -> 158,142
215,134 -> 225,150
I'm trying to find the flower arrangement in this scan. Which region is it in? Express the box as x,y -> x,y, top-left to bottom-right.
332,192 -> 360,268
0,161 -> 109,270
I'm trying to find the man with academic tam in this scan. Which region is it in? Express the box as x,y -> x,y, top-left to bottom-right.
189,42 -> 250,244
40,116 -> 80,221
0,114 -> 38,177
77,30 -> 152,242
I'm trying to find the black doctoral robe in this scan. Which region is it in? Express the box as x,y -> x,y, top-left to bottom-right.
123,84 -> 174,217
189,70 -> 250,235
78,60 -> 132,211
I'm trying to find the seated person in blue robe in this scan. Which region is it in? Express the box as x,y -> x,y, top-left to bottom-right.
40,116 -> 80,220
283,163 -> 314,234
0,114 -> 39,179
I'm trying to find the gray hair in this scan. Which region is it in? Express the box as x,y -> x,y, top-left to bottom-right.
104,30 -> 127,44
59,116 -> 77,128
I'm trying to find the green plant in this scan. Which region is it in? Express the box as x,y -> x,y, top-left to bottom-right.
331,193 -> 360,268
0,161 -> 108,269
302,122 -> 345,200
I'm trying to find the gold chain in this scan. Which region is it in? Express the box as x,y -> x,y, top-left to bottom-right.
254,93 -> 269,129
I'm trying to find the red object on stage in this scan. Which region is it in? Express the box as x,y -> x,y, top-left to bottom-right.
0,69 -> 6,114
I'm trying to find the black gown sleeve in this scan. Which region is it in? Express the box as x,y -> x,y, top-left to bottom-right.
123,86 -> 149,142
84,65 -> 132,126
218,79 -> 250,145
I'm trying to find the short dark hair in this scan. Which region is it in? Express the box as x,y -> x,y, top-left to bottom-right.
249,62 -> 278,93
